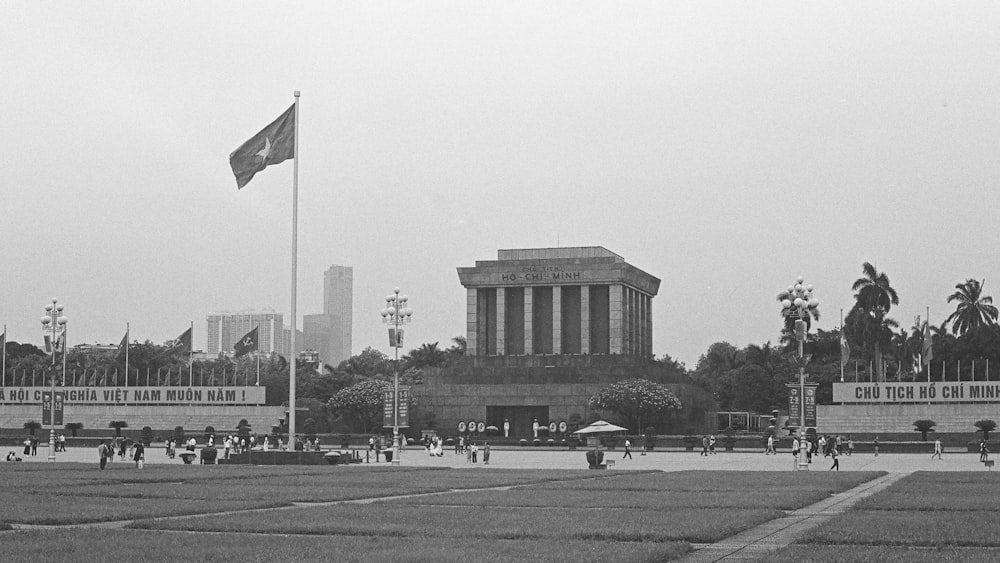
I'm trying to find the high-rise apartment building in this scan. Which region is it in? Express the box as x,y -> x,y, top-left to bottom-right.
207,311 -> 289,356
303,265 -> 353,366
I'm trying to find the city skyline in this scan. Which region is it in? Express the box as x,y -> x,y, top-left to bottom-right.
3,4 -> 1000,367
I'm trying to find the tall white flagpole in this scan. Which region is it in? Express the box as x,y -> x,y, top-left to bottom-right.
2,323 -> 6,387
289,90 -> 300,440
839,309 -> 844,382
189,321 -> 194,386
125,322 -> 130,388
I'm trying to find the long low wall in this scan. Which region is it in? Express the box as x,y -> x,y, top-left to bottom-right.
0,404 -> 285,433
818,403 -> 1000,433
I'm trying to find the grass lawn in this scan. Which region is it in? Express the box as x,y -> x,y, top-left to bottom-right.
772,470 -> 1000,561
0,529 -> 691,563
0,463 -> 883,561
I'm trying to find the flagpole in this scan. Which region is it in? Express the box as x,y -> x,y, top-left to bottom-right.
2,324 -> 6,387
288,90 -> 300,441
839,309 -> 844,382
256,323 -> 261,385
189,321 -> 194,387
125,322 -> 130,388
62,325 -> 67,386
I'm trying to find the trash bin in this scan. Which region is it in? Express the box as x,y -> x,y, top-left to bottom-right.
382,448 -> 393,463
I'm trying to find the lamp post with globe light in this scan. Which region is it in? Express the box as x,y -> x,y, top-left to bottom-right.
380,288 -> 412,466
779,278 -> 819,470
40,298 -> 67,462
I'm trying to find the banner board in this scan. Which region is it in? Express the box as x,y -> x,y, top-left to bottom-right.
382,386 -> 410,428
42,391 -> 64,426
833,382 -> 1000,404
786,384 -> 818,427
1,386 -> 265,406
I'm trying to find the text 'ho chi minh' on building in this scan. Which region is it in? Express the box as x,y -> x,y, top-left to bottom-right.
412,247 -> 715,440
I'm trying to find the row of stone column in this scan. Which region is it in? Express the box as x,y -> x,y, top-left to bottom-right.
466,285 -> 652,357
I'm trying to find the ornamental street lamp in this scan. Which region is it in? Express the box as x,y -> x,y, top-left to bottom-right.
779,278 -> 819,470
380,288 -> 412,466
40,297 -> 67,462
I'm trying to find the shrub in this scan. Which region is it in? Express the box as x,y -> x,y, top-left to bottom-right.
24,421 -> 41,436
141,426 -> 154,446
547,439 -> 557,445
204,426 -> 215,440
913,420 -> 936,441
975,419 -> 997,441
644,426 -> 656,436
65,422 -> 84,437
444,437 -> 455,446
533,439 -> 542,447
109,421 -> 128,437
200,445 -> 218,464
173,426 -> 185,443
537,427 -> 550,438
484,425 -> 500,436
519,439 -> 529,447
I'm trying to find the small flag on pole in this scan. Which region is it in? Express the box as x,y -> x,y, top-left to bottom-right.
175,327 -> 192,354
117,330 -> 129,359
840,334 -> 850,365
234,327 -> 259,358
229,104 -> 295,189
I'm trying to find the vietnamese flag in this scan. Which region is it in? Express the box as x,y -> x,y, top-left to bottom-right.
229,104 -> 295,189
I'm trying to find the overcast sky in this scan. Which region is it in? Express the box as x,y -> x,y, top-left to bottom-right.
3,2 -> 1000,368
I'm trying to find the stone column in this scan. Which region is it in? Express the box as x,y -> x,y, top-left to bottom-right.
466,288 -> 478,356
580,285 -> 590,355
496,288 -> 506,356
552,286 -> 562,355
524,288 -> 533,355
609,284 -> 623,354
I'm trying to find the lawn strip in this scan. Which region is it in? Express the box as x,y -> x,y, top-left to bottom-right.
802,510 -> 1000,547
394,488 -> 837,510
0,529 -> 692,562
131,504 -> 785,544
0,495 -> 289,525
770,545 -> 1000,563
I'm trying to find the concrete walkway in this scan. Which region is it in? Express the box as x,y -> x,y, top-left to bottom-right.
676,471 -> 907,562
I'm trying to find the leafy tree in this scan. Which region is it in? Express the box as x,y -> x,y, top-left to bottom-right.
141,426 -> 154,446
975,419 -> 997,441
337,347 -> 391,377
691,342 -> 743,410
327,378 -> 390,433
23,421 -> 41,436
588,378 -> 682,433
109,420 -> 128,437
64,422 -> 84,437
403,342 -> 448,370
913,420 -> 936,441
946,279 -> 998,336
848,262 -> 900,381
445,336 -> 467,364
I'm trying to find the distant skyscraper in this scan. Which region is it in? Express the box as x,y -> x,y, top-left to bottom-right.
207,311 -> 292,356
304,265 -> 353,366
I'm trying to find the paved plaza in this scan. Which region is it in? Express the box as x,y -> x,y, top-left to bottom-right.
13,444 -> 993,473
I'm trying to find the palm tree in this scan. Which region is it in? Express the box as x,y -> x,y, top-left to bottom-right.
945,279 -> 999,336
850,262 -> 899,382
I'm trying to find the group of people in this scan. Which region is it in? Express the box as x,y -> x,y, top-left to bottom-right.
97,438 -> 144,469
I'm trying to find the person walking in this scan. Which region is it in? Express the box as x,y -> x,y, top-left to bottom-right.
98,441 -> 109,470
765,435 -> 775,455
873,436 -> 880,457
483,442 -> 490,465
701,435 -> 709,456
471,442 -> 478,463
791,436 -> 800,470
708,435 -> 716,455
980,440 -> 989,462
133,441 -> 145,469
640,435 -> 647,456
829,446 -> 839,471
847,437 -> 854,456
623,439 -> 632,460
932,438 -> 943,460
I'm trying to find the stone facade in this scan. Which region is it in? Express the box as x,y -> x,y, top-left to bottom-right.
410,247 -> 715,437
